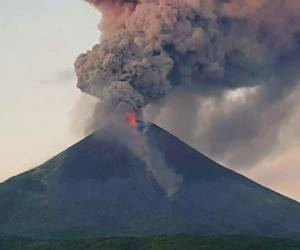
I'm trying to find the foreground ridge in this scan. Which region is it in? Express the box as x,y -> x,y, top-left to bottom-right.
1,235 -> 300,250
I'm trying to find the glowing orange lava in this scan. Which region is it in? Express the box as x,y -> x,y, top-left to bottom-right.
127,112 -> 138,128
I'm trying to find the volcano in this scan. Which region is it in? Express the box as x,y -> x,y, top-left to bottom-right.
0,123 -> 300,240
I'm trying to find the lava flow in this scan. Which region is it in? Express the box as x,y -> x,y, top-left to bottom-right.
127,112 -> 138,128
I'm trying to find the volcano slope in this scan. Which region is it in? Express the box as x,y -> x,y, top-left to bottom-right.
0,123 -> 299,240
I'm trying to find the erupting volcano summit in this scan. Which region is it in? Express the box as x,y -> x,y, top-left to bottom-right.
0,123 -> 300,239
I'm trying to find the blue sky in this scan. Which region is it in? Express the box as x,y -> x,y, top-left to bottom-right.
0,0 -> 98,180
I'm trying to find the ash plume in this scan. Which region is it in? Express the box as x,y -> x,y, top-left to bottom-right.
75,0 -> 300,168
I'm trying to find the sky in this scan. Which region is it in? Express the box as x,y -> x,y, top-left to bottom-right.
0,0 -> 299,202
0,0 -> 98,180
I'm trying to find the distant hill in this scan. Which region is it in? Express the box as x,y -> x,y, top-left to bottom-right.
1,235 -> 300,250
0,123 -> 300,240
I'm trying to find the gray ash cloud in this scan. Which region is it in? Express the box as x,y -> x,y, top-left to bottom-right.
74,0 -> 300,168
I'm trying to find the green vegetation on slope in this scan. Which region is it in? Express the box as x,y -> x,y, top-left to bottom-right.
1,235 -> 300,250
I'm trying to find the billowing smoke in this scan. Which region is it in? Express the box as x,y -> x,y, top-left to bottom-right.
75,0 -> 300,169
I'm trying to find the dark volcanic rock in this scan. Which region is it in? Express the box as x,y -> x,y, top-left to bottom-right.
0,124 -> 300,240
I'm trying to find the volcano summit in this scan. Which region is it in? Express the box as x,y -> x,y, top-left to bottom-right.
0,123 -> 299,240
